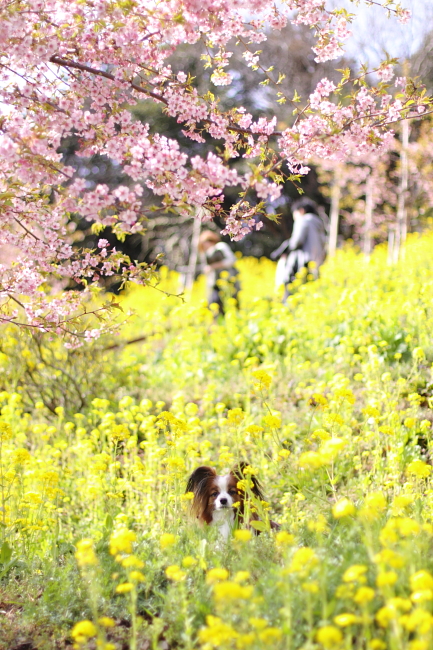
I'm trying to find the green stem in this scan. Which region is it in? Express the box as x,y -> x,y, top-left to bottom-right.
130,586 -> 137,650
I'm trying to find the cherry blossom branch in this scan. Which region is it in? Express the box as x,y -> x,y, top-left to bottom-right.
49,56 -> 168,105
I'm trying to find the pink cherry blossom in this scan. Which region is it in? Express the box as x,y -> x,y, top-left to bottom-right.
0,0 -> 427,342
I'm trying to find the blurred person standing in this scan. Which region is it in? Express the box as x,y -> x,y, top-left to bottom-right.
271,197 -> 327,298
198,231 -> 239,314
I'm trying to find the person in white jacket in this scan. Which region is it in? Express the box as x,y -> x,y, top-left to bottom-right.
271,198 -> 326,298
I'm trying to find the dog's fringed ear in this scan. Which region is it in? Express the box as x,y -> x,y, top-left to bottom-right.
186,466 -> 216,494
185,466 -> 217,518
231,461 -> 264,501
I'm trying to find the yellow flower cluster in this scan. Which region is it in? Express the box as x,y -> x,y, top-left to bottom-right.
2,232 -> 433,650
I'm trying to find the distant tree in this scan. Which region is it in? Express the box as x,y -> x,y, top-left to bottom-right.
67,23 -> 346,274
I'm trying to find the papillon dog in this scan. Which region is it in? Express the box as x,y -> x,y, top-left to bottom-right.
186,463 -> 278,540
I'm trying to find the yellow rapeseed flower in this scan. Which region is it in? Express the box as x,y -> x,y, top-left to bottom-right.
227,408 -> 244,425
249,617 -> 268,629
110,529 -> 136,555
373,549 -> 404,569
12,448 -> 31,464
332,498 -> 355,519
401,609 -> 433,634
406,460 -> 432,478
412,347 -> 425,360
252,369 -> 272,390
236,632 -> 256,648
0,421 -> 13,441
319,437 -> 346,463
75,539 -> 98,567
333,388 -> 355,405
334,613 -> 359,627
159,533 -> 177,550
246,425 -> 264,438
71,620 -> 97,642
410,571 -> 433,592
411,589 -> 433,603
258,628 -> 283,642
312,428 -> 331,441
309,394 -> 328,408
307,514 -> 329,534
233,529 -> 252,543
109,424 -> 130,442
206,568 -> 229,584
376,606 -> 396,628
298,451 -> 324,470
376,571 -> 398,587
275,531 -> 295,546
343,565 -> 367,583
359,492 -> 387,523
392,494 -> 415,512
315,625 -> 343,648
185,402 -> 198,416
289,547 -> 318,575
234,571 -> 250,583
263,414 -> 281,429
129,570 -> 145,582
116,582 -> 134,593
198,616 -> 238,646
353,587 -> 375,605
165,565 -> 186,582
380,517 -> 420,543
368,640 -> 387,650
378,425 -> 394,436
388,597 -> 411,611
213,581 -> 253,601
120,555 -> 144,569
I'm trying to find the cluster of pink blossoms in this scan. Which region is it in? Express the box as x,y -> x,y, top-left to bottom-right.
0,0 -> 427,340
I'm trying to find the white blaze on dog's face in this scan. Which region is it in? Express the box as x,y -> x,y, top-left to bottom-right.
210,474 -> 239,512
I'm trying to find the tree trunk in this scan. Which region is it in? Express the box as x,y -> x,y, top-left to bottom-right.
394,118 -> 410,263
328,165 -> 341,256
387,226 -> 395,265
184,213 -> 202,292
185,211 -> 201,291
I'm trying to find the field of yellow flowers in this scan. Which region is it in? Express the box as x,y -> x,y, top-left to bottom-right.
1,232 -> 433,650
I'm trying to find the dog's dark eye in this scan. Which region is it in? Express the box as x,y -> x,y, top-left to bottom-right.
228,489 -> 237,495
210,491 -> 218,497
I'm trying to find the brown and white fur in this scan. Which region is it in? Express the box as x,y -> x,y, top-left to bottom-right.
185,464 -> 275,540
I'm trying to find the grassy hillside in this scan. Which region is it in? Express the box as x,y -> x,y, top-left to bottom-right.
1,233 -> 433,650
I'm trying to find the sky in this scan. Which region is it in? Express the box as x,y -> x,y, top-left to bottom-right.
339,0 -> 433,65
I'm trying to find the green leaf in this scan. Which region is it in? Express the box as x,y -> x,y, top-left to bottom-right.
0,541 -> 12,565
110,300 -> 124,313
57,542 -> 75,556
250,520 -> 267,532
91,222 -> 105,235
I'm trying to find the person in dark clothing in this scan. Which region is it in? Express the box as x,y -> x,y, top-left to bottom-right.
199,231 -> 239,314
271,198 -> 327,298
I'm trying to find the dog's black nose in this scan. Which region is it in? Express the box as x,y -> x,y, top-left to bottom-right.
220,498 -> 228,505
